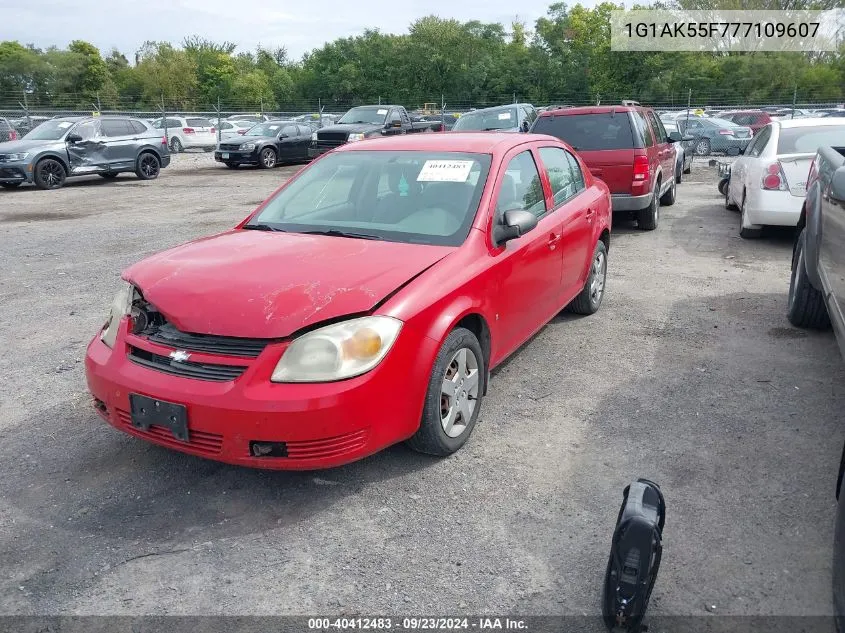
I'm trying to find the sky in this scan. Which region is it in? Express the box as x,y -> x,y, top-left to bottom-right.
1,0 -> 599,61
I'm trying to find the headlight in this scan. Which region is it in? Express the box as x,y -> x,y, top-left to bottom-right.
239,143 -> 256,151
347,133 -> 366,142
271,316 -> 402,382
4,152 -> 29,161
100,282 -> 134,348
311,132 -> 318,141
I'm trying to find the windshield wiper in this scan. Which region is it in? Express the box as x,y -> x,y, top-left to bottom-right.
299,229 -> 382,240
242,223 -> 286,232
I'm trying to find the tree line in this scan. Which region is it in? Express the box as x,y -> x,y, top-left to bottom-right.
0,1 -> 843,113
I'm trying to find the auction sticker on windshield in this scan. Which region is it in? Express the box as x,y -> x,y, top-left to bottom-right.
417,160 -> 474,182
377,109 -> 388,115
498,112 -> 511,120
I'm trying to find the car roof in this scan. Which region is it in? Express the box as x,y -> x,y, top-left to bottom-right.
776,117 -> 845,129
335,132 -> 560,155
538,105 -> 645,117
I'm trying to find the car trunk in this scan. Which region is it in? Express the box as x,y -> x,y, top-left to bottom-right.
777,153 -> 816,197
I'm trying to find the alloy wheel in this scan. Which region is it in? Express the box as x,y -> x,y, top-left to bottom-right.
590,250 -> 607,304
440,348 -> 480,438
40,161 -> 63,187
140,155 -> 159,178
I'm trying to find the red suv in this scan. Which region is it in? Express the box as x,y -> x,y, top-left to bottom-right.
531,103 -> 679,230
718,110 -> 772,136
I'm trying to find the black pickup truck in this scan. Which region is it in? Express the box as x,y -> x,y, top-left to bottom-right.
309,105 -> 438,158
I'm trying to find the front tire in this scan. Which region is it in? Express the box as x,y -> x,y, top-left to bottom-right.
259,148 -> 277,169
725,181 -> 738,211
787,228 -> 830,329
406,328 -> 484,457
567,240 -> 608,315
33,158 -> 66,190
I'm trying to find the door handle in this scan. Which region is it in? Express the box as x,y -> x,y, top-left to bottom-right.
586,208 -> 596,222
548,233 -> 560,250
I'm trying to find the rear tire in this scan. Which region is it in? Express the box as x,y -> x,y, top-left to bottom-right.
787,228 -> 830,329
170,137 -> 183,153
739,193 -> 762,239
660,177 -> 676,206
566,240 -> 608,315
694,138 -> 711,156
725,182 -> 738,211
675,165 -> 682,184
406,328 -> 484,457
637,182 -> 660,231
33,158 -> 66,190
135,152 -> 161,180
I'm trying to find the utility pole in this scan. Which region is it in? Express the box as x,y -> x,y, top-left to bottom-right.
215,95 -> 222,144
791,84 -> 797,119
318,98 -> 322,127
161,93 -> 168,144
441,94 -> 446,131
686,88 -> 692,126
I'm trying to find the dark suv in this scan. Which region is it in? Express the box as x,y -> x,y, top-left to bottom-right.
531,103 -> 681,230
0,116 -> 170,190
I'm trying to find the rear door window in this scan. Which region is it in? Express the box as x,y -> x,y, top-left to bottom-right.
634,111 -> 654,146
532,113 -> 636,151
282,124 -> 298,137
297,124 -> 312,136
747,126 -> 771,157
647,111 -> 668,144
100,119 -> 133,137
539,147 -> 578,205
130,120 -> 148,134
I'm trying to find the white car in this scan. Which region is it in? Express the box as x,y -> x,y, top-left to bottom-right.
150,116 -> 217,152
727,118 -> 845,238
212,119 -> 253,140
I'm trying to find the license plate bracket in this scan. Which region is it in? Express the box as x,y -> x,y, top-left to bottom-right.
129,394 -> 189,442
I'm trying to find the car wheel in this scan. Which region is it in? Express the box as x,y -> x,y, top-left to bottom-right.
637,181 -> 660,231
170,137 -> 183,153
787,228 -> 830,329
99,173 -> 119,180
694,138 -> 711,156
406,327 -> 484,457
675,164 -> 682,184
1,182 -> 21,189
136,152 -> 161,180
718,178 -> 729,196
224,162 -> 238,169
259,148 -> 277,169
566,240 -> 608,315
739,193 -> 762,239
660,177 -> 676,206
725,182 -> 738,211
683,162 -> 691,175
33,158 -> 66,190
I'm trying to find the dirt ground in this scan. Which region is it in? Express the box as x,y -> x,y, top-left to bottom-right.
0,151 -> 843,624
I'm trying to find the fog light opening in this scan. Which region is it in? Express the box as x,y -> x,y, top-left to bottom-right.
250,441 -> 288,458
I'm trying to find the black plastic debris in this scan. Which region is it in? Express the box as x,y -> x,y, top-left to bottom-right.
602,478 -> 665,633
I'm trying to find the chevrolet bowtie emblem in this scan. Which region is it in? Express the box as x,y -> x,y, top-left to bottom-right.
169,350 -> 191,363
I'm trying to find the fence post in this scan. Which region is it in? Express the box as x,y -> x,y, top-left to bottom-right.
161,94 -> 168,146
791,84 -> 797,119
216,96 -> 222,144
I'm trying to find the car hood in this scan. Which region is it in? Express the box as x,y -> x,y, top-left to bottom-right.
0,138 -> 56,153
317,123 -> 383,135
124,230 -> 453,339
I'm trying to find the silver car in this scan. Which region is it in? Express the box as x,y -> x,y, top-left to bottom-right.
0,116 -> 170,190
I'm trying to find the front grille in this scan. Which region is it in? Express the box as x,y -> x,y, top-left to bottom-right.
285,429 -> 369,460
146,323 -> 271,358
317,132 -> 348,143
0,167 -> 23,178
219,143 -> 243,151
115,409 -> 223,455
128,345 -> 246,382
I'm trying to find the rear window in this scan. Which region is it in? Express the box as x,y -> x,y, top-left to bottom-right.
187,118 -> 212,128
777,125 -> 845,154
532,113 -> 636,151
130,120 -> 148,134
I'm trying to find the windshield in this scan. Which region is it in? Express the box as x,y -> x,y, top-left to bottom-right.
245,150 -> 492,246
452,108 -> 517,131
244,122 -> 288,136
23,120 -> 77,141
777,124 -> 845,154
338,107 -> 390,125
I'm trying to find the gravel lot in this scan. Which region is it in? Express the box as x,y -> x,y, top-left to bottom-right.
1,152 -> 843,623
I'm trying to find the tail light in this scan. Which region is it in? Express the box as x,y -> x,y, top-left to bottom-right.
210,127 -> 215,134
237,130 -> 246,135
761,162 -> 788,191
9,130 -> 18,140
718,129 -> 734,136
632,155 -> 650,182
161,136 -> 167,145
182,127 -> 195,134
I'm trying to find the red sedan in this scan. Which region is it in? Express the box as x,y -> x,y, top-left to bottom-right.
85,133 -> 611,469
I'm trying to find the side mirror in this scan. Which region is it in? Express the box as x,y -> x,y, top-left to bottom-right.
493,209 -> 538,246
521,121 -> 530,133
682,135 -> 696,142
831,167 -> 845,203
668,131 -> 682,142
66,133 -> 83,144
